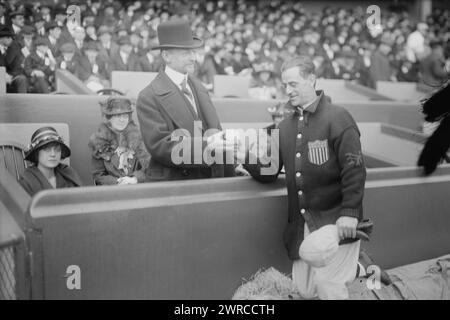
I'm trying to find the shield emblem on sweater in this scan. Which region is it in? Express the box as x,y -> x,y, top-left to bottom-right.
308,139 -> 329,165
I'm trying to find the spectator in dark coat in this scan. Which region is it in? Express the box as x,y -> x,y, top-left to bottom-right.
0,25 -> 28,93
138,46 -> 163,72
56,42 -> 80,75
109,35 -> 141,75
77,41 -> 110,89
45,22 -> 62,57
24,37 -> 55,93
420,40 -> 449,88
19,126 -> 82,197
17,25 -> 34,59
9,11 -> 25,35
369,38 -> 395,88
97,25 -> 119,72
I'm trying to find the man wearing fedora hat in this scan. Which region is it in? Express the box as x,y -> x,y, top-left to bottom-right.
109,35 -> 141,74
77,40 -> 110,89
136,18 -> 235,181
45,21 -> 62,57
9,10 -> 25,35
97,25 -> 119,70
24,36 -> 56,93
56,42 -> 79,74
0,24 -> 28,93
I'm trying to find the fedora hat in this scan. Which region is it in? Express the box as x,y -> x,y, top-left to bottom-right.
25,127 -> 71,162
0,26 -> 15,38
60,42 -> 76,53
152,18 -> 203,50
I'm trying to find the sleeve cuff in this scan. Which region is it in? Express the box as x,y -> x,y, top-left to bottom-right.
340,208 -> 360,218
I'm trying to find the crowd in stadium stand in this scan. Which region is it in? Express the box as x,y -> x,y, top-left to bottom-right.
0,0 -> 449,97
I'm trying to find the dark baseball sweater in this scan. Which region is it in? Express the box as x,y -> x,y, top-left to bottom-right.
245,91 -> 366,260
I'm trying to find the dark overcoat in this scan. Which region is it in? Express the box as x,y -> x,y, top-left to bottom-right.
136,70 -> 235,181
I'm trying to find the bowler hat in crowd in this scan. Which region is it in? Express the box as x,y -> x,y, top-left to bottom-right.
25,127 -> 71,162
21,25 -> 35,35
98,25 -> 112,36
34,37 -> 50,47
83,41 -> 99,52
117,35 -> 132,46
9,10 -> 24,19
45,21 -> 60,32
60,42 -> 76,53
152,18 -> 203,50
0,26 -> 15,38
101,97 -> 134,116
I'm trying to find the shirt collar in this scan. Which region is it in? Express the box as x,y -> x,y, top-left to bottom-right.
296,91 -> 324,114
165,65 -> 188,87
12,24 -> 21,34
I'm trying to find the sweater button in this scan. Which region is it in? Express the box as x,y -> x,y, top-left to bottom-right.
300,209 -> 306,214
296,172 -> 301,178
297,133 -> 302,139
296,152 -> 301,158
298,190 -> 303,196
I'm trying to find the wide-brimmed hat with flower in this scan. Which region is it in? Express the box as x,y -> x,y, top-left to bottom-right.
25,127 -> 71,162
151,18 -> 203,50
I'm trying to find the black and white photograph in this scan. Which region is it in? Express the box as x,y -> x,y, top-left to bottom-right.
0,0 -> 449,307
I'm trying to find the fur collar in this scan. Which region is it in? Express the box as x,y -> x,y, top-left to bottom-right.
88,121 -> 149,162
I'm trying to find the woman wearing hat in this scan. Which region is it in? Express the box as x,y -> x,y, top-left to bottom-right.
248,59 -> 283,100
88,97 -> 150,185
19,127 -> 82,196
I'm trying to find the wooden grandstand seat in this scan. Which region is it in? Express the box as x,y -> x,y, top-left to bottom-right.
0,123 -> 71,181
0,142 -> 27,181
111,71 -> 157,99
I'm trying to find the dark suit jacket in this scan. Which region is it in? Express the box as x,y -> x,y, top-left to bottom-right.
369,50 -> 393,83
109,50 -> 141,75
0,41 -> 25,77
139,54 -> 163,72
23,51 -> 53,78
136,71 -> 235,181
98,41 -> 119,64
76,54 -> 109,81
420,52 -> 448,87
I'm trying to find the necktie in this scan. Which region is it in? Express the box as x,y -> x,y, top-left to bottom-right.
181,77 -> 197,115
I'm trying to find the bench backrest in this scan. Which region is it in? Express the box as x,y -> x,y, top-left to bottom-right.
111,71 -> 157,98
55,69 -> 95,95
213,75 -> 251,98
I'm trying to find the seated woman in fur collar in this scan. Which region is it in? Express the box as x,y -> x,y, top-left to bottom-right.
19,126 -> 82,196
88,97 -> 150,185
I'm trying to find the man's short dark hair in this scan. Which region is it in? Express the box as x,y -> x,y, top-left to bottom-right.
281,56 -> 316,78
